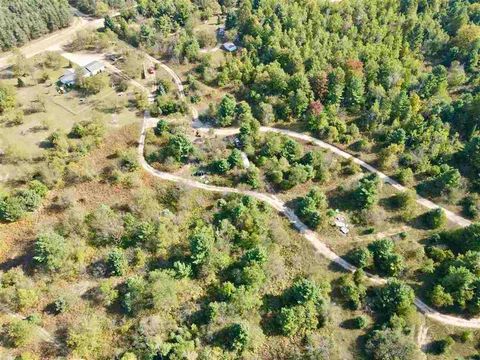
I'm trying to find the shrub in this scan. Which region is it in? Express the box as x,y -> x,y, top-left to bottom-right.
86,205 -> 124,246
348,247 -> 373,269
165,134 -> 194,163
225,323 -> 249,352
69,118 -> 105,140
437,336 -> 455,354
352,316 -> 367,329
228,149 -> 243,168
217,94 -> 237,126
154,119 -> 169,136
121,276 -> 149,315
53,297 -> 69,314
352,174 -> 379,210
430,284 -> 454,308
338,274 -> 366,310
462,195 -> 479,219
423,208 -> 446,229
396,168 -> 414,186
34,231 -> 68,272
296,187 -> 327,229
15,352 -> 39,360
6,320 -> 34,348
0,83 -> 16,114
172,261 -> 192,279
96,280 -> 119,307
365,328 -> 423,360
243,165 -> 261,189
28,180 -> 48,197
460,330 -> 473,343
67,315 -> 112,359
368,239 -> 405,276
374,280 -> 415,319
391,191 -> 415,210
209,159 -> 231,174
106,248 -> 128,276
287,278 -> 321,305
0,196 -> 26,222
119,150 -> 139,172
80,73 -> 109,94
277,302 -> 320,336
216,281 -> 236,301
16,189 -> 43,212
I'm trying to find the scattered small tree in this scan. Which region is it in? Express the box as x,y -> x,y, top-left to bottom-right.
34,231 -> 68,272
423,208 -> 446,229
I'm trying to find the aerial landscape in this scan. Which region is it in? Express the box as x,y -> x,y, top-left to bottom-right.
1,0 -> 480,359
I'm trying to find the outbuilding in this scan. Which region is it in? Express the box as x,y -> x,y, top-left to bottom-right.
84,61 -> 105,76
222,42 -> 237,52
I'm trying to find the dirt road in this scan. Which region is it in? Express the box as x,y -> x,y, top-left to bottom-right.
0,17 -> 104,70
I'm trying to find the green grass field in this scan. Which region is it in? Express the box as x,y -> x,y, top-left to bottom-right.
0,53 -> 141,187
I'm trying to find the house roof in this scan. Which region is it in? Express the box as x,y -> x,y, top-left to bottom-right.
84,61 -> 105,73
59,71 -> 76,84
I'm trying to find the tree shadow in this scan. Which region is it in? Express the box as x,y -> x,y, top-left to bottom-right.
0,243 -> 36,274
327,259 -> 352,275
86,259 -> 107,278
424,340 -> 446,355
378,196 -> 397,212
260,294 -> 284,336
38,139 -> 54,149
407,212 -> 431,230
339,318 -> 361,330
327,188 -> 356,212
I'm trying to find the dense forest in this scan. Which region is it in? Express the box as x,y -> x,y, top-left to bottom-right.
0,0 -> 72,51
68,0 -> 133,16
212,0 -> 480,213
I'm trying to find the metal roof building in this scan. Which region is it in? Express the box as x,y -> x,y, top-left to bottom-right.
84,61 -> 105,76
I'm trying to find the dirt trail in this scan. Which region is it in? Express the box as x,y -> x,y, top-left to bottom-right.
0,305 -> 57,344
417,322 -> 429,350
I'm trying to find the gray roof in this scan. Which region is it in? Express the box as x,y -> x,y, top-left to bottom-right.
223,42 -> 237,52
59,72 -> 76,85
84,61 -> 105,73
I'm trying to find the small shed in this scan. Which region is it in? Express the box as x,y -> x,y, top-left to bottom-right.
222,42 -> 237,52
332,213 -> 350,235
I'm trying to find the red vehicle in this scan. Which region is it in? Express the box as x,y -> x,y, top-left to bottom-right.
147,67 -> 155,74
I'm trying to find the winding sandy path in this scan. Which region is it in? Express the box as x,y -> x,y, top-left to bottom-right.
136,57 -> 480,329
141,52 -> 471,229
